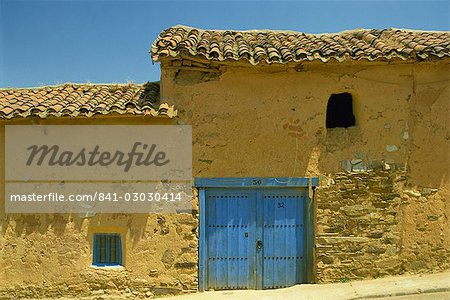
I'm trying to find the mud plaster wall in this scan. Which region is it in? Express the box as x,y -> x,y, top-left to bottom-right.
160,59 -> 450,282
0,59 -> 448,298
0,117 -> 199,299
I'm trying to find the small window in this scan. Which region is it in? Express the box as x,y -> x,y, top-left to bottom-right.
326,93 -> 355,128
93,233 -> 122,266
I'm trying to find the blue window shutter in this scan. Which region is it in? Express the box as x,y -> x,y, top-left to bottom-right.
93,233 -> 122,266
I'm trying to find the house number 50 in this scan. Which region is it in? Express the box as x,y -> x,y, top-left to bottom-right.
252,179 -> 262,185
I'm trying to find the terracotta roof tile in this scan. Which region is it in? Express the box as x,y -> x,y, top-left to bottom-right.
151,26 -> 450,64
0,82 -> 177,120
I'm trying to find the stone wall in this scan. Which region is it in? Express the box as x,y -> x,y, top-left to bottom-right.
315,166 -> 449,283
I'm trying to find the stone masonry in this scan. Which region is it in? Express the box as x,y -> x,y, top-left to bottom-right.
315,166 -> 449,283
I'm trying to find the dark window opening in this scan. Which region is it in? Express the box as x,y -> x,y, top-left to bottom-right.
326,93 -> 356,129
93,233 -> 122,266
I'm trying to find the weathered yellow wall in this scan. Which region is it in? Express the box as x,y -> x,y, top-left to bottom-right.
161,60 -> 449,185
0,117 -> 199,299
160,59 -> 450,281
0,59 -> 449,297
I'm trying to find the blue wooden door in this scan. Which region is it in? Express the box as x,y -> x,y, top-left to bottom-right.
260,188 -> 306,289
205,188 -> 257,289
205,187 -> 306,290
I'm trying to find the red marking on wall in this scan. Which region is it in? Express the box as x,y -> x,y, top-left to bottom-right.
283,118 -> 306,138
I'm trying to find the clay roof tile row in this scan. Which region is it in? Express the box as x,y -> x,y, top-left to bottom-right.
0,82 -> 177,120
151,26 -> 450,64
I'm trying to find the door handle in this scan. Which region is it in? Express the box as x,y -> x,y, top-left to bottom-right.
256,240 -> 263,250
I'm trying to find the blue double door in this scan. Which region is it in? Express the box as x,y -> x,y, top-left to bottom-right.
205,187 -> 307,290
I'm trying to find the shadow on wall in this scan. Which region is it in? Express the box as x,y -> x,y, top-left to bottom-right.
86,213 -> 150,248
1,213 -> 85,236
0,212 -> 150,249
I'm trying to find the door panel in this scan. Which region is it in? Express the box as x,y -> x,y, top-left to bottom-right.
206,188 -> 257,289
261,189 -> 306,289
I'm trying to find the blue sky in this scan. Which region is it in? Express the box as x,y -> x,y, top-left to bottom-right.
0,0 -> 449,88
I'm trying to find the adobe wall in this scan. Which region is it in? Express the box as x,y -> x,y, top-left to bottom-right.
160,60 -> 449,186
160,59 -> 450,282
0,59 -> 448,298
0,117 -> 199,299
